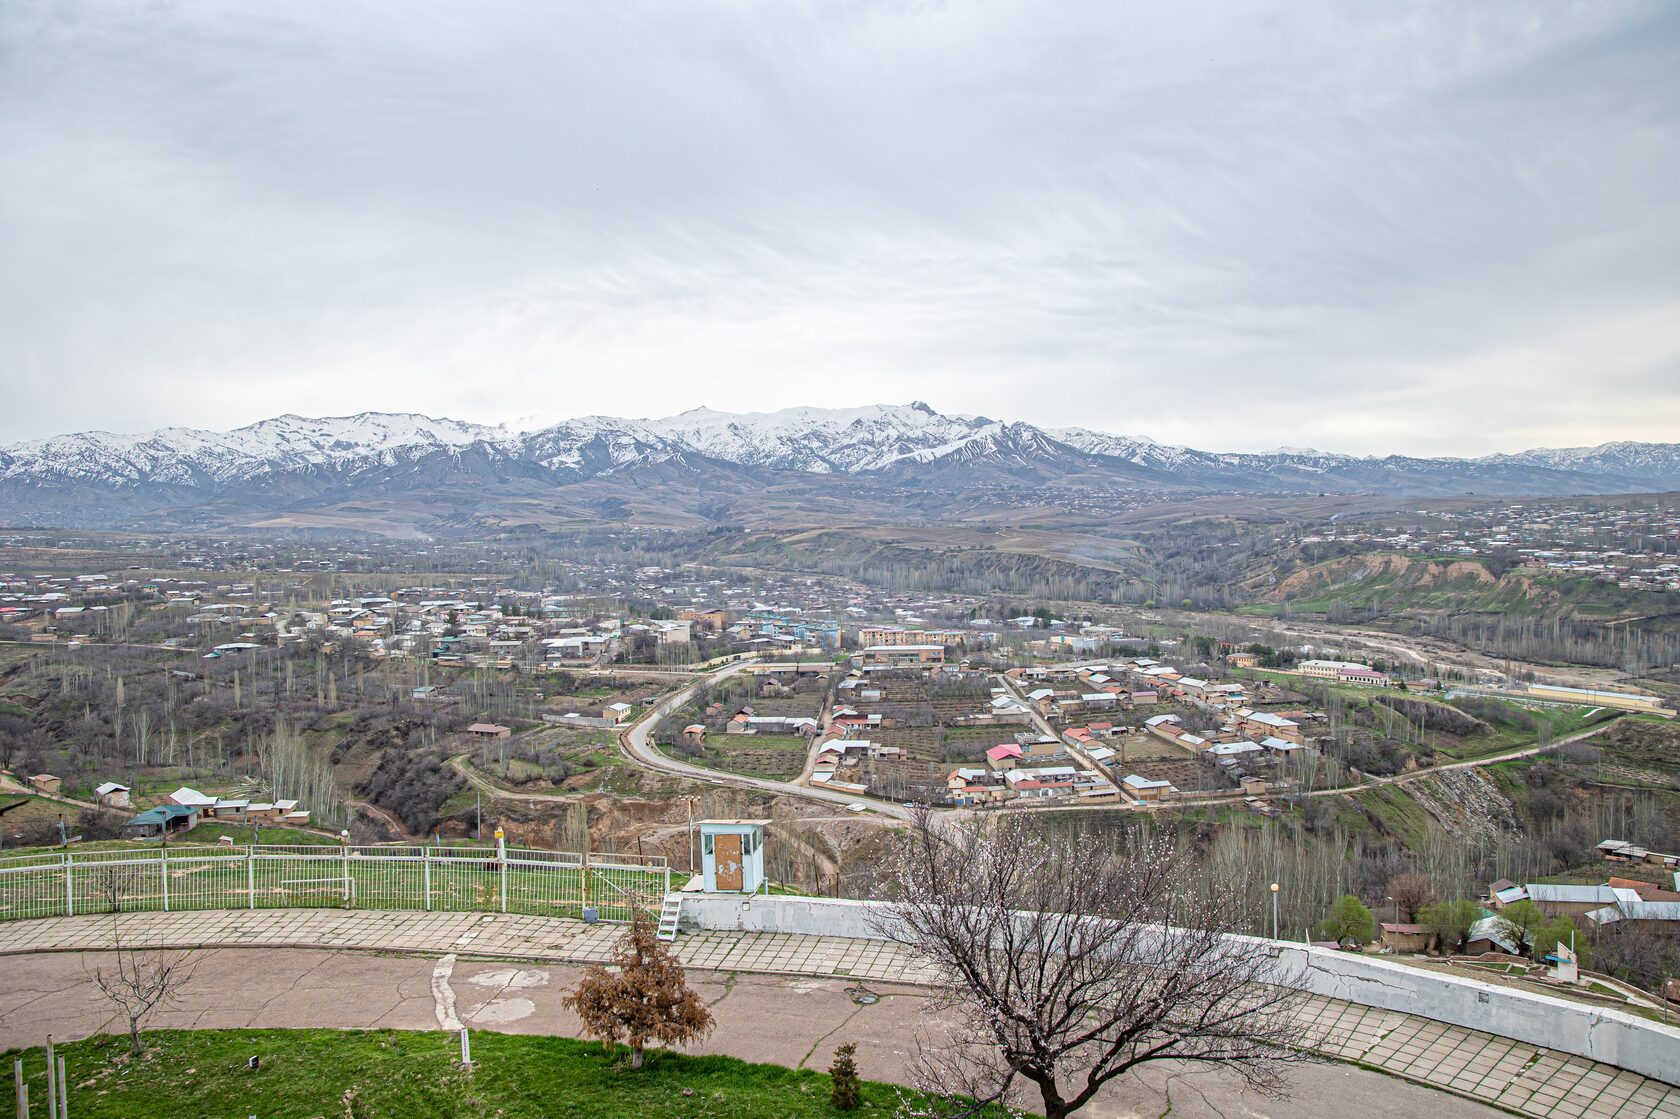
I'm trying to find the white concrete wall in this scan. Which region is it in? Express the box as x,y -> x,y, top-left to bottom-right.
682,893 -> 1680,1086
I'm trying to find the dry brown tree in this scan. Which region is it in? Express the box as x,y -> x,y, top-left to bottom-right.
88,868 -> 195,1055
563,906 -> 714,1069
876,813 -> 1313,1119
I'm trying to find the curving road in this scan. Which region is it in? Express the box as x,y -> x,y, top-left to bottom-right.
616,658 -> 919,823
558,659 -> 1616,824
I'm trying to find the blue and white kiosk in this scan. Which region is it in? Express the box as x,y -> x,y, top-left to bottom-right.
699,819 -> 768,894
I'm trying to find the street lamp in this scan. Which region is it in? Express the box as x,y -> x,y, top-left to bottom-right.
1270,882 -> 1280,940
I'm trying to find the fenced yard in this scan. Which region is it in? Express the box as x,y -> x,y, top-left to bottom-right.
0,844 -> 670,924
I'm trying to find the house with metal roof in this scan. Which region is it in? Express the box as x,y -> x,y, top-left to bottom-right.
121,804 -> 200,839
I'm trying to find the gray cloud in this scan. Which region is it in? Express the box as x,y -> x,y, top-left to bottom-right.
1,0 -> 1676,455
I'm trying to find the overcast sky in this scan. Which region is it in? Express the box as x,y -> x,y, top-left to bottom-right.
2,2 -> 1677,455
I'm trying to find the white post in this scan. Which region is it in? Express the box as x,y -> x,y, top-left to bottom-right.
43,1040 -> 53,1119
160,845 -> 169,913
423,847 -> 431,912
13,1058 -> 23,1119
459,1027 -> 471,1068
340,831 -> 351,908
55,1056 -> 66,1119
63,854 -> 72,917
495,828 -> 507,914
247,848 -> 255,910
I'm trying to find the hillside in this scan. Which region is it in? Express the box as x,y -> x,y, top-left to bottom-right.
1240,553 -> 1680,627
7,404 -> 1680,532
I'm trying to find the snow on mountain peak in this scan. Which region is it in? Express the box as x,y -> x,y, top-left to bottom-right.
5,406 -> 1679,499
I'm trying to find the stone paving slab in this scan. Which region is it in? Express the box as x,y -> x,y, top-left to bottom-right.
2,909 -> 1675,1119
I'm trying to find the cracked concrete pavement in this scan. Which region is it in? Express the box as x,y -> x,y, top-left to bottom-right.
0,946 -> 1514,1119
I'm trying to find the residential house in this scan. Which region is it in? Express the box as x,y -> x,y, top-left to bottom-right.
984,744 -> 1024,771
93,782 -> 131,808
121,804 -> 200,839
1380,922 -> 1431,953
1121,774 -> 1175,802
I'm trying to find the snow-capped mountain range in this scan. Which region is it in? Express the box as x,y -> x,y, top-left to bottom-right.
1,403 -> 1676,530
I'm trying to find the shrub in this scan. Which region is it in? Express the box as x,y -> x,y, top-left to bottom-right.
829,1042 -> 861,1110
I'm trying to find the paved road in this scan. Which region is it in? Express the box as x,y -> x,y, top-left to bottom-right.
469,658 -> 1618,824
617,659 -> 919,823
0,946 -> 1511,1119
996,674 -> 1127,797
1296,718 -> 1621,799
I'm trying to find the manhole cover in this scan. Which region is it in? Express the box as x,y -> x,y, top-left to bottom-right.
844,986 -> 880,1005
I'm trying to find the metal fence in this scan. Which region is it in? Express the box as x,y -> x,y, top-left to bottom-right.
0,844 -> 670,924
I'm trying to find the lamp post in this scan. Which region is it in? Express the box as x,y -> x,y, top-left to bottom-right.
1270,882 -> 1280,940
339,829 -> 351,906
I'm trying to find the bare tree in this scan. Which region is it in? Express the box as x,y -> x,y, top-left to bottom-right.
877,813 -> 1311,1119
88,870 -> 194,1056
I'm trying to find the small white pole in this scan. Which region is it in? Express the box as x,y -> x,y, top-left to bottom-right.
13,1058 -> 23,1119
423,847 -> 431,911
495,828 -> 507,914
43,1039 -> 54,1119
248,847 -> 256,910
55,1056 -> 66,1119
459,1027 -> 471,1068
160,844 -> 169,913
17,1083 -> 25,1119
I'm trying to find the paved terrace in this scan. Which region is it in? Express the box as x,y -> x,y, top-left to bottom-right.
1,909 -> 1677,1119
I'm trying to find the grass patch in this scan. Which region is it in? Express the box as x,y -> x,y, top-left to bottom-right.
1348,785 -> 1444,850
2,1028 -> 956,1118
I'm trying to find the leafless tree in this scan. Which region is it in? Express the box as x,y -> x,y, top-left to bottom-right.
876,813 -> 1312,1119
88,869 -> 194,1055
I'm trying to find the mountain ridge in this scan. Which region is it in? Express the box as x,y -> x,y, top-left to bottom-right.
2,404 -> 1676,531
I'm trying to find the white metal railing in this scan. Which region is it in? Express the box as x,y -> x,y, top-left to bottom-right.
0,844 -> 670,924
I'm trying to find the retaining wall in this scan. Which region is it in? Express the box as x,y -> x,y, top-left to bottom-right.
682,893 -> 1680,1086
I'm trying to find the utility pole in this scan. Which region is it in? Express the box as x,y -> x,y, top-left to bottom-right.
684,796 -> 700,872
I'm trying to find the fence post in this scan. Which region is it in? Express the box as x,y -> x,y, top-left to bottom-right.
664,865 -> 671,900
13,1057 -> 23,1119
63,853 -> 73,918
423,847 -> 431,912
55,1055 -> 66,1119
247,847 -> 256,910
160,844 -> 169,912
341,835 -> 351,909
581,848 -> 589,914
495,828 -> 507,914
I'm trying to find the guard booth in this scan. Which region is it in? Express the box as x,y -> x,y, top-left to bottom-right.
699,819 -> 767,893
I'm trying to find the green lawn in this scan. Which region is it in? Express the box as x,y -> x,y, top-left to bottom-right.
2,1029 -> 949,1119
0,816 -> 340,857
0,847 -> 670,923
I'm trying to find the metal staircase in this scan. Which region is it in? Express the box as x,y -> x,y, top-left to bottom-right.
656,892 -> 684,942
